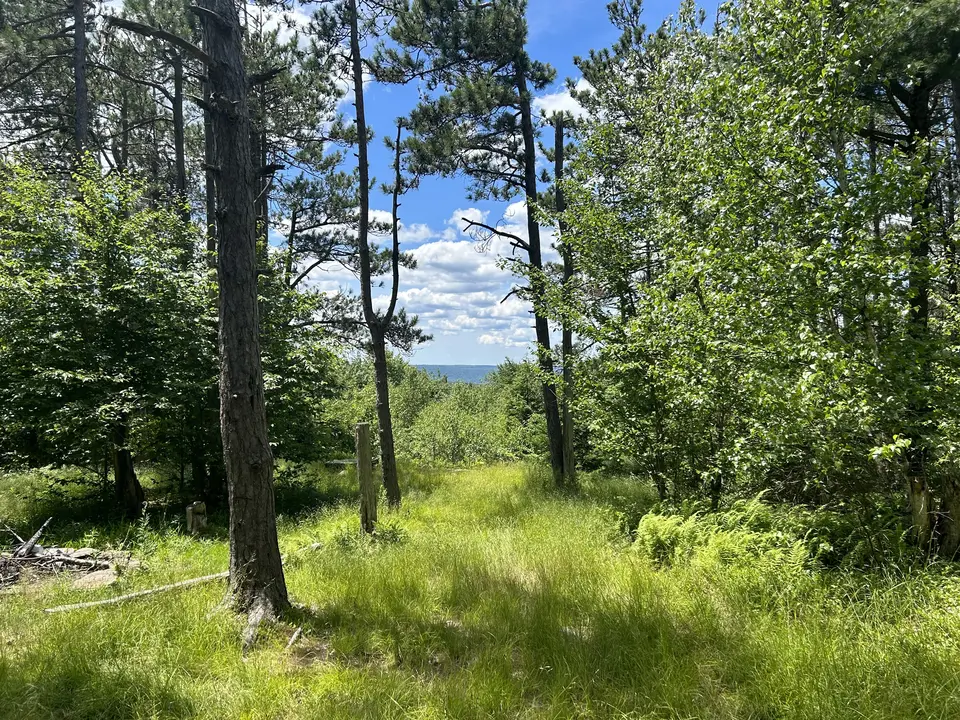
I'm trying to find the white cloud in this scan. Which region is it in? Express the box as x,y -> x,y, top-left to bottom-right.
534,78 -> 592,120
283,200 -> 564,355
478,327 -> 533,348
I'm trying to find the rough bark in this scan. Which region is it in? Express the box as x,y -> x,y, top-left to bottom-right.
112,417 -> 145,519
518,68 -> 564,486
197,0 -> 288,615
952,80 -> 960,171
172,52 -> 188,222
72,0 -> 88,157
554,117 -> 576,489
904,84 -> 934,549
349,0 -> 402,507
356,422 -> 377,534
939,478 -> 960,559
371,327 -> 400,506
203,78 -> 217,258
115,91 -> 130,172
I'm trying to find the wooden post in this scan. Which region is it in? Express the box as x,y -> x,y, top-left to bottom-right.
356,423 -> 377,534
186,501 -> 207,535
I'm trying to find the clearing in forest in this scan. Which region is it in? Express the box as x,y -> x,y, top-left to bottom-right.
1,465 -> 959,719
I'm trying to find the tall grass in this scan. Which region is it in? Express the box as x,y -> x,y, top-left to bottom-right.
2,465 -> 959,718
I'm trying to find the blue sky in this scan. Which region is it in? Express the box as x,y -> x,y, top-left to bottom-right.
302,0 -> 697,365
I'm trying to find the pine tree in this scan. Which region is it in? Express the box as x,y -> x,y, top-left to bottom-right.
108,0 -> 290,618
307,0 -> 425,508
380,0 -> 570,486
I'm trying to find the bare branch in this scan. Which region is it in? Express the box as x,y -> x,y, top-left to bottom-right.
462,217 -> 529,251
105,16 -> 212,66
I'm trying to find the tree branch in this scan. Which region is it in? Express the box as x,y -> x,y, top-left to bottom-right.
462,217 -> 529,251
187,4 -> 232,31
93,61 -> 173,102
105,16 -> 212,66
249,66 -> 285,86
384,121 -> 404,326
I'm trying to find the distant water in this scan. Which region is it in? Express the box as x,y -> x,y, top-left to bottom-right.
416,365 -> 497,384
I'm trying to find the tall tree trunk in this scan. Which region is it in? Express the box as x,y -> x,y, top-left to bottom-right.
940,477 -> 960,559
946,87 -> 960,552
554,116 -> 576,488
198,0 -> 288,615
349,0 -> 402,507
172,52 -> 188,223
517,69 -> 564,486
115,90 -> 129,172
112,416 -> 145,519
952,80 -> 960,173
72,0 -> 88,157
371,326 -> 400,506
252,126 -> 269,250
904,84 -> 934,549
284,208 -> 297,286
203,78 -> 217,259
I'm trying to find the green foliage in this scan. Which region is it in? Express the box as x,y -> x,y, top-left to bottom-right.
330,356 -> 549,465
634,494 -> 917,572
551,0 -> 960,523
0,160 -> 211,472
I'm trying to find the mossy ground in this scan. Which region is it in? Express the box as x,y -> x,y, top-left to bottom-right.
1,464 -> 959,719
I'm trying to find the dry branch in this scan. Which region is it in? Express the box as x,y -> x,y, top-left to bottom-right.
285,626 -> 303,650
14,517 -> 51,557
43,571 -> 228,613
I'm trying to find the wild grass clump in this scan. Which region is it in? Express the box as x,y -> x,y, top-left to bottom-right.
2,464 -> 960,718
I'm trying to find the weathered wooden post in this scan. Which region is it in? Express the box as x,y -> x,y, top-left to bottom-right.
186,501 -> 207,535
356,422 -> 377,534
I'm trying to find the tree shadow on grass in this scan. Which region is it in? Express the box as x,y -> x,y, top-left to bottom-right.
2,462 -> 448,550
274,462 -> 446,520
0,654 -> 195,719
282,564 -> 770,717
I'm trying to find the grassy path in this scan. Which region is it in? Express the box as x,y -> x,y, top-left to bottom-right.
2,465 -> 960,718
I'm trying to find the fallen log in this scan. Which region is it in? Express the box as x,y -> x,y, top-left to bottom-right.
44,571 -> 228,613
12,554 -> 111,569
14,517 -> 52,558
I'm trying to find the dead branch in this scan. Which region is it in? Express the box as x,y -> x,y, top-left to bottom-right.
43,571 -> 228,613
285,626 -> 303,650
105,16 -> 213,67
462,217 -> 529,252
14,517 -> 51,557
2,524 -> 24,545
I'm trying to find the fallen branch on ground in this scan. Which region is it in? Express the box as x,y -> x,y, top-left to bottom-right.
14,517 -> 51,557
44,571 -> 228,613
285,626 -> 303,650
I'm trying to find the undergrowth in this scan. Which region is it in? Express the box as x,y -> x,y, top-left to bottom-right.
1,464 -> 959,719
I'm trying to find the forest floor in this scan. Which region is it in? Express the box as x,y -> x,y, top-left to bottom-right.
1,464 -> 960,719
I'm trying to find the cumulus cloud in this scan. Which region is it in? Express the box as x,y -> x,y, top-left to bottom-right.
534,78 -> 592,120
288,198 -> 563,354
478,327 -> 533,348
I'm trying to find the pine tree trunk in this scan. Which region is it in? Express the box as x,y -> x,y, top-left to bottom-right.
198,0 -> 288,615
904,87 -> 934,549
203,79 -> 217,258
555,117 -> 576,489
372,327 -> 401,507
72,0 -> 88,157
172,53 -> 188,223
349,0 -> 402,507
517,70 -> 564,486
112,417 -> 144,519
115,91 -> 129,171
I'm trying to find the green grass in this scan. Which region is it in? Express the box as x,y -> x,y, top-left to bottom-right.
2,464 -> 960,719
